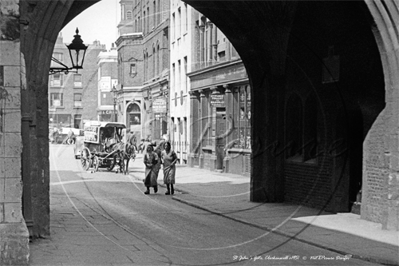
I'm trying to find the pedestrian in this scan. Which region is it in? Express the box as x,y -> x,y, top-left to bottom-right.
161,141 -> 178,195
153,141 -> 162,181
143,144 -> 159,194
138,138 -> 145,153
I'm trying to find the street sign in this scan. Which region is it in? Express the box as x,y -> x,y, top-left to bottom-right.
153,98 -> 167,113
210,93 -> 224,107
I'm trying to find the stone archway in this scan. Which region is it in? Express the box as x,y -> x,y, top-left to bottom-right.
362,1 -> 399,230
3,0 -> 399,264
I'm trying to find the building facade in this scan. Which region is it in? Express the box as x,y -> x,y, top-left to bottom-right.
169,0 -> 193,164
49,35 -> 105,129
97,46 -> 118,122
185,13 -> 251,175
116,0 -> 170,142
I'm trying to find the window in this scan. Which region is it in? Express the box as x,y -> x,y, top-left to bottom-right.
172,13 -> 175,40
147,7 -> 150,33
50,73 -> 63,87
74,74 -> 82,88
153,46 -> 156,76
218,51 -> 226,61
185,4 -> 188,32
143,11 -> 146,34
178,59 -> 181,91
172,63 -> 175,94
178,7 -> 181,37
127,103 -> 141,128
236,86 -> 251,149
53,52 -> 63,62
157,0 -> 161,24
153,1 -> 156,27
74,114 -> 82,129
74,93 -> 82,108
184,56 -> 187,92
50,93 -> 63,108
126,11 -> 132,20
130,63 -> 137,77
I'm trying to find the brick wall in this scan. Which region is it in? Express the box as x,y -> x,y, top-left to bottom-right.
285,160 -> 332,209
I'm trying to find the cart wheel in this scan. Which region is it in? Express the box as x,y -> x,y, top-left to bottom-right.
107,154 -> 117,171
81,147 -> 91,171
92,156 -> 99,172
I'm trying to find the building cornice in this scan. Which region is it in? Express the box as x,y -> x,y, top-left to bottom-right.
187,58 -> 243,77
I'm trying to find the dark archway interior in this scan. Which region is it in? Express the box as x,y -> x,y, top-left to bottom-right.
284,1 -> 385,210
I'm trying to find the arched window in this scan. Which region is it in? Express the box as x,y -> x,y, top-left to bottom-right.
153,45 -> 156,77
285,94 -> 303,160
157,44 -> 160,75
143,51 -> 147,81
126,103 -> 141,129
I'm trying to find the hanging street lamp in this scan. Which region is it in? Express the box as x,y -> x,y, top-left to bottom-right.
50,28 -> 88,74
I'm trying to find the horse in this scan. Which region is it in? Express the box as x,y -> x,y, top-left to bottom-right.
110,142 -> 136,174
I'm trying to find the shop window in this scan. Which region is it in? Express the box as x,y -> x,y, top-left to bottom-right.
234,85 -> 251,149
50,93 -> 63,108
50,114 -> 71,127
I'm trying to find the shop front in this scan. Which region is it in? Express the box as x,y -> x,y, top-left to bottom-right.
188,60 -> 251,175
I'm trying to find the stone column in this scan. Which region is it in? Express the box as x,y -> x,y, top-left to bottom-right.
188,90 -> 199,166
199,89 -> 206,168
0,1 -> 29,264
223,84 -> 233,172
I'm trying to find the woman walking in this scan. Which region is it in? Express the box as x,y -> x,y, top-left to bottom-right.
143,145 -> 159,194
161,141 -> 178,195
152,141 -> 162,181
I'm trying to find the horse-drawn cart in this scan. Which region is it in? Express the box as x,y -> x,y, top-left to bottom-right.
80,121 -> 126,172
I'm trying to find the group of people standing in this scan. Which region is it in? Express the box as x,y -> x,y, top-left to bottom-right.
143,140 -> 177,195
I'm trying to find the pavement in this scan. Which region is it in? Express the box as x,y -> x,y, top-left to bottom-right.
29,152 -> 399,266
